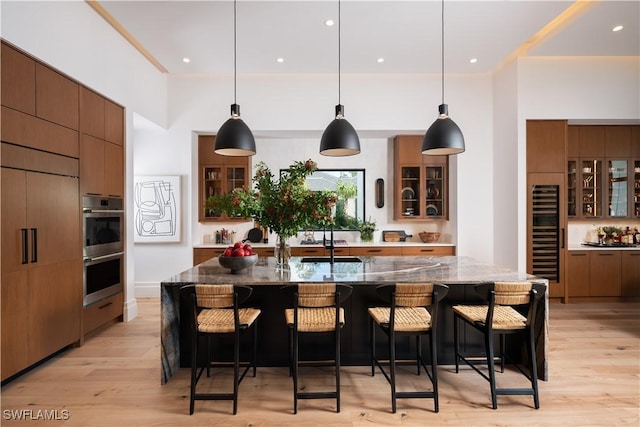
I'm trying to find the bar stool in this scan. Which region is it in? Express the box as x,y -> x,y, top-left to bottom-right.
180,284 -> 261,415
452,281 -> 546,409
368,282 -> 449,413
281,283 -> 353,414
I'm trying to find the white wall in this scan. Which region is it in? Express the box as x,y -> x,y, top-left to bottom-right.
1,1 -> 168,320
492,61 -> 519,268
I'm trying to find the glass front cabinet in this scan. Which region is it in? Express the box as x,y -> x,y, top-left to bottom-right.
393,135 -> 449,221
198,135 -> 250,222
568,157 -> 637,219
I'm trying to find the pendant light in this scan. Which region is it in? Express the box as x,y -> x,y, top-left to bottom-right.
320,0 -> 360,157
422,0 -> 465,155
215,0 -> 256,156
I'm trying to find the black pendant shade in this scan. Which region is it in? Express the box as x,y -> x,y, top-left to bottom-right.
214,0 -> 255,157
320,104 -> 361,156
423,0 -> 465,156
422,104 -> 465,155
214,104 -> 256,156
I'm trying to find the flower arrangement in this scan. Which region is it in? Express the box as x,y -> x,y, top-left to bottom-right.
357,217 -> 377,242
206,159 -> 337,242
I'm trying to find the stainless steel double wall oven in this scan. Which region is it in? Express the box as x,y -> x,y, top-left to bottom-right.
82,196 -> 124,307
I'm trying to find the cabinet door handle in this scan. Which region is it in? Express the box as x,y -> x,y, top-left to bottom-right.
98,302 -> 113,310
30,228 -> 38,263
420,249 -> 434,253
367,249 -> 382,253
561,228 -> 565,249
598,253 -> 613,256
629,253 -> 640,256
21,228 -> 28,264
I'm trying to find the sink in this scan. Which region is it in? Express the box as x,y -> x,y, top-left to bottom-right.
300,256 -> 362,263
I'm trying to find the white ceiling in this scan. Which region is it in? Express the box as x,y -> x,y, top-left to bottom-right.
97,0 -> 638,76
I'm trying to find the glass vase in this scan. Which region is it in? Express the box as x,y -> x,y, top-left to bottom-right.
274,235 -> 291,268
360,230 -> 374,242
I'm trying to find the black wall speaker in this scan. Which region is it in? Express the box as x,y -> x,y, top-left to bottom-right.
375,178 -> 384,208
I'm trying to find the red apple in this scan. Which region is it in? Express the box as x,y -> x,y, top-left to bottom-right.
233,242 -> 243,249
232,248 -> 245,257
243,243 -> 252,253
223,248 -> 233,257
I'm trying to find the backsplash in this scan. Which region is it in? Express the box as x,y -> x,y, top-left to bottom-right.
568,221 -> 640,247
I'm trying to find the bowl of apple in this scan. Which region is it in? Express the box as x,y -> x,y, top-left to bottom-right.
218,242 -> 258,274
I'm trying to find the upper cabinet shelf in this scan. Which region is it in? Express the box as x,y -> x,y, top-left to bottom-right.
393,135 -> 449,221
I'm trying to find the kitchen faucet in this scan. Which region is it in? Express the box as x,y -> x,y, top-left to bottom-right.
323,225 -> 335,264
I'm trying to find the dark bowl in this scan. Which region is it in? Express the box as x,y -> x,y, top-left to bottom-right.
218,254 -> 258,274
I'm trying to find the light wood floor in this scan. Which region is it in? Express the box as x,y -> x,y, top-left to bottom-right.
1,299 -> 638,426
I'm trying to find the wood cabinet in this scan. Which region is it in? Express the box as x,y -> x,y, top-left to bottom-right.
621,251 -> 640,297
193,247 -> 225,265
590,252 -> 621,297
198,135 -> 251,222
1,42 -> 125,380
82,292 -> 124,335
35,63 -> 79,130
400,246 -> 455,256
567,251 -> 590,297
567,250 -> 637,299
568,125 -> 639,219
79,87 -> 124,197
1,164 -> 81,380
348,246 -> 403,256
527,120 -> 568,173
393,135 -> 448,220
1,41 -> 36,115
291,246 -> 350,257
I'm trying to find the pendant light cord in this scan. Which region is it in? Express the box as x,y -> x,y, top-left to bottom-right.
441,0 -> 445,105
338,0 -> 342,106
234,0 -> 237,105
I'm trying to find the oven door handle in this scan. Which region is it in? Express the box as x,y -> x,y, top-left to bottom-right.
84,251 -> 125,263
83,208 -> 125,214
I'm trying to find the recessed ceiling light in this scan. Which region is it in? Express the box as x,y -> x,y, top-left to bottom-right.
612,25 -> 623,32
377,58 -> 384,63
324,19 -> 334,27
469,58 -> 478,64
276,57 -> 284,63
182,57 -> 191,63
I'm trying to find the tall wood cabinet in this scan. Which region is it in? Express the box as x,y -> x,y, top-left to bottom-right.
198,135 -> 251,222
2,41 -> 83,381
393,135 -> 449,220
1,40 -> 125,381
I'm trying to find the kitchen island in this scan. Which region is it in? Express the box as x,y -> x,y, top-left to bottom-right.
160,256 -> 548,384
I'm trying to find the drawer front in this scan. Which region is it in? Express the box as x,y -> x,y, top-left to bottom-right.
401,246 -> 455,256
350,247 -> 402,256
292,247 -> 325,256
193,248 -> 224,266
253,247 -> 275,257
83,292 -> 123,335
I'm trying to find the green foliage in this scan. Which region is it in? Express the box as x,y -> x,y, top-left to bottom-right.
206,160 -> 337,240
601,226 -> 623,236
336,181 -> 357,200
